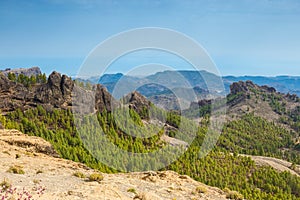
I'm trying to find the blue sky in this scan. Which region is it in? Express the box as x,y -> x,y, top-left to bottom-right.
1,0 -> 300,76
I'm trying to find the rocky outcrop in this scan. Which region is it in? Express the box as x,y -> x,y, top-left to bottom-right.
230,80 -> 276,95
190,99 -> 212,109
123,91 -> 151,119
0,71 -> 115,113
230,81 -> 256,95
0,129 -> 59,157
35,71 -> 74,109
227,81 -> 278,108
0,73 -> 33,112
94,84 -> 117,112
0,67 -> 41,77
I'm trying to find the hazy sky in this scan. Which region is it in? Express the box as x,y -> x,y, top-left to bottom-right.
1,0 -> 300,76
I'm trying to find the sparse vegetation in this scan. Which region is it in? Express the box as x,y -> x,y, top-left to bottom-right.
7,165 -> 25,174
33,179 -> 41,184
195,185 -> 207,194
88,173 -> 103,183
0,178 -> 11,191
73,171 -> 86,178
127,188 -> 137,194
2,150 -> 10,155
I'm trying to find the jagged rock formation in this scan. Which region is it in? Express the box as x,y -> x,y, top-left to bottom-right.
122,91 -> 152,119
230,80 -> 276,96
185,80 -> 300,126
35,72 -> 74,109
0,73 -> 32,112
94,84 -> 117,113
0,71 -> 116,113
226,80 -> 299,122
0,67 -> 41,77
0,129 -> 227,200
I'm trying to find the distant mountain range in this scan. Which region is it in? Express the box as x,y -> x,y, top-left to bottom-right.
82,70 -> 300,99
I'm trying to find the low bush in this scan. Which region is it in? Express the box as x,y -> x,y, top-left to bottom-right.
88,173 -> 103,183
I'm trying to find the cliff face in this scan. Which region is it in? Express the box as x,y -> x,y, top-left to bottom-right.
0,71 -> 115,113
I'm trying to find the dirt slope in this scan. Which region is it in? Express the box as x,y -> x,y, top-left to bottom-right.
246,155 -> 300,177
0,129 -> 227,200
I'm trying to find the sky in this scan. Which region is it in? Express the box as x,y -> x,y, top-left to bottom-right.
1,0 -> 300,76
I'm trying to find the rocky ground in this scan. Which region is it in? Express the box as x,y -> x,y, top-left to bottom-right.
0,129 -> 227,200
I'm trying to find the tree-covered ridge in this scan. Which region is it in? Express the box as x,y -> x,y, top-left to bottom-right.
168,150 -> 300,200
219,114 -> 300,164
1,106 -> 300,199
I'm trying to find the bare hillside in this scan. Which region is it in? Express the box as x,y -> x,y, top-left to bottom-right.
246,155 -> 300,176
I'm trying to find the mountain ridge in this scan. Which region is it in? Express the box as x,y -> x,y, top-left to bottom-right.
82,70 -> 300,97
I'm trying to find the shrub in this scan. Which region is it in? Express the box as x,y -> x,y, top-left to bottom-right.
127,188 -> 137,194
88,173 -> 103,183
290,163 -> 297,170
224,188 -> 244,200
195,185 -> 207,193
0,178 -> 11,191
73,171 -> 86,178
7,165 -> 25,174
33,179 -> 41,184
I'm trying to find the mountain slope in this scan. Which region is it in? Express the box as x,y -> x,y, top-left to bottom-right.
0,129 -> 227,200
183,80 -> 300,165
